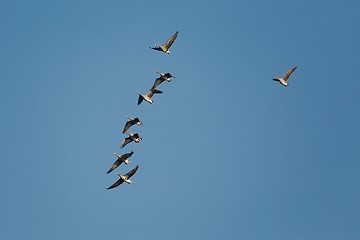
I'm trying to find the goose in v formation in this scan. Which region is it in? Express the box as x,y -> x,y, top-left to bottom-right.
107,151 -> 134,174
120,132 -> 142,148
150,31 -> 178,54
273,66 -> 297,87
122,116 -> 143,134
107,165 -> 139,190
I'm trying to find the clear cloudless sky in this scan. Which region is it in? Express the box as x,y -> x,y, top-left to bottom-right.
1,0 -> 359,239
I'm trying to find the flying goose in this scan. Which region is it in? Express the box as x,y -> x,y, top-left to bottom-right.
107,151 -> 134,174
273,66 -> 297,87
138,88 -> 162,105
151,71 -> 175,90
120,132 -> 142,148
150,31 -> 178,54
122,116 -> 143,134
107,165 -> 139,190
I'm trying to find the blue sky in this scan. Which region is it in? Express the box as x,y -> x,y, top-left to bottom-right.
1,0 -> 359,239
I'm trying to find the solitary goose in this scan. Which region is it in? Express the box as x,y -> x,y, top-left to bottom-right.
273,66 -> 297,87
107,165 -> 139,190
107,151 -> 134,174
138,88 -> 162,105
120,133 -> 142,148
122,116 -> 143,134
150,31 -> 178,54
151,71 -> 175,90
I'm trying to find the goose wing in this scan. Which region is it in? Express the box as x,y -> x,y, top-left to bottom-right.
152,77 -> 165,90
137,94 -> 144,105
122,151 -> 134,159
124,165 -> 139,179
164,73 -> 173,78
122,120 -> 134,134
150,46 -> 163,51
120,137 -> 132,148
147,89 -> 155,98
133,118 -> 141,124
132,133 -> 141,140
283,66 -> 297,81
107,158 -> 122,174
107,177 -> 125,189
163,31 -> 178,50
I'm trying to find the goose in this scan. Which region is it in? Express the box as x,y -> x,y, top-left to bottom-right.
122,116 -> 143,134
151,71 -> 175,90
107,151 -> 134,174
273,66 -> 297,87
138,88 -> 162,105
107,165 -> 139,190
120,132 -> 142,148
150,31 -> 178,54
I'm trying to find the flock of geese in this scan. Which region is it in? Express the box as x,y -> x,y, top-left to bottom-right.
106,31 -> 179,190
105,30 -> 298,190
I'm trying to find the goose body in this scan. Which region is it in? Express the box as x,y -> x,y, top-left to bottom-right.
122,116 -> 143,134
107,151 -> 134,174
120,133 -> 142,148
107,165 -> 139,189
273,66 -> 297,87
150,31 -> 178,54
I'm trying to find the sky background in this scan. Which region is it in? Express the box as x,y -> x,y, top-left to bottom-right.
1,0 -> 360,239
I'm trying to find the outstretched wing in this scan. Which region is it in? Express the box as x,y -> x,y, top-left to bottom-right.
122,120 -> 133,134
150,46 -> 163,52
152,77 -> 165,90
147,89 -> 154,98
125,165 -> 139,179
137,94 -> 144,105
107,159 -> 121,174
122,151 -> 134,159
132,133 -> 141,140
164,73 -> 173,78
133,118 -> 141,124
283,66 -> 297,81
120,137 -> 132,148
163,31 -> 178,50
107,178 -> 125,190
